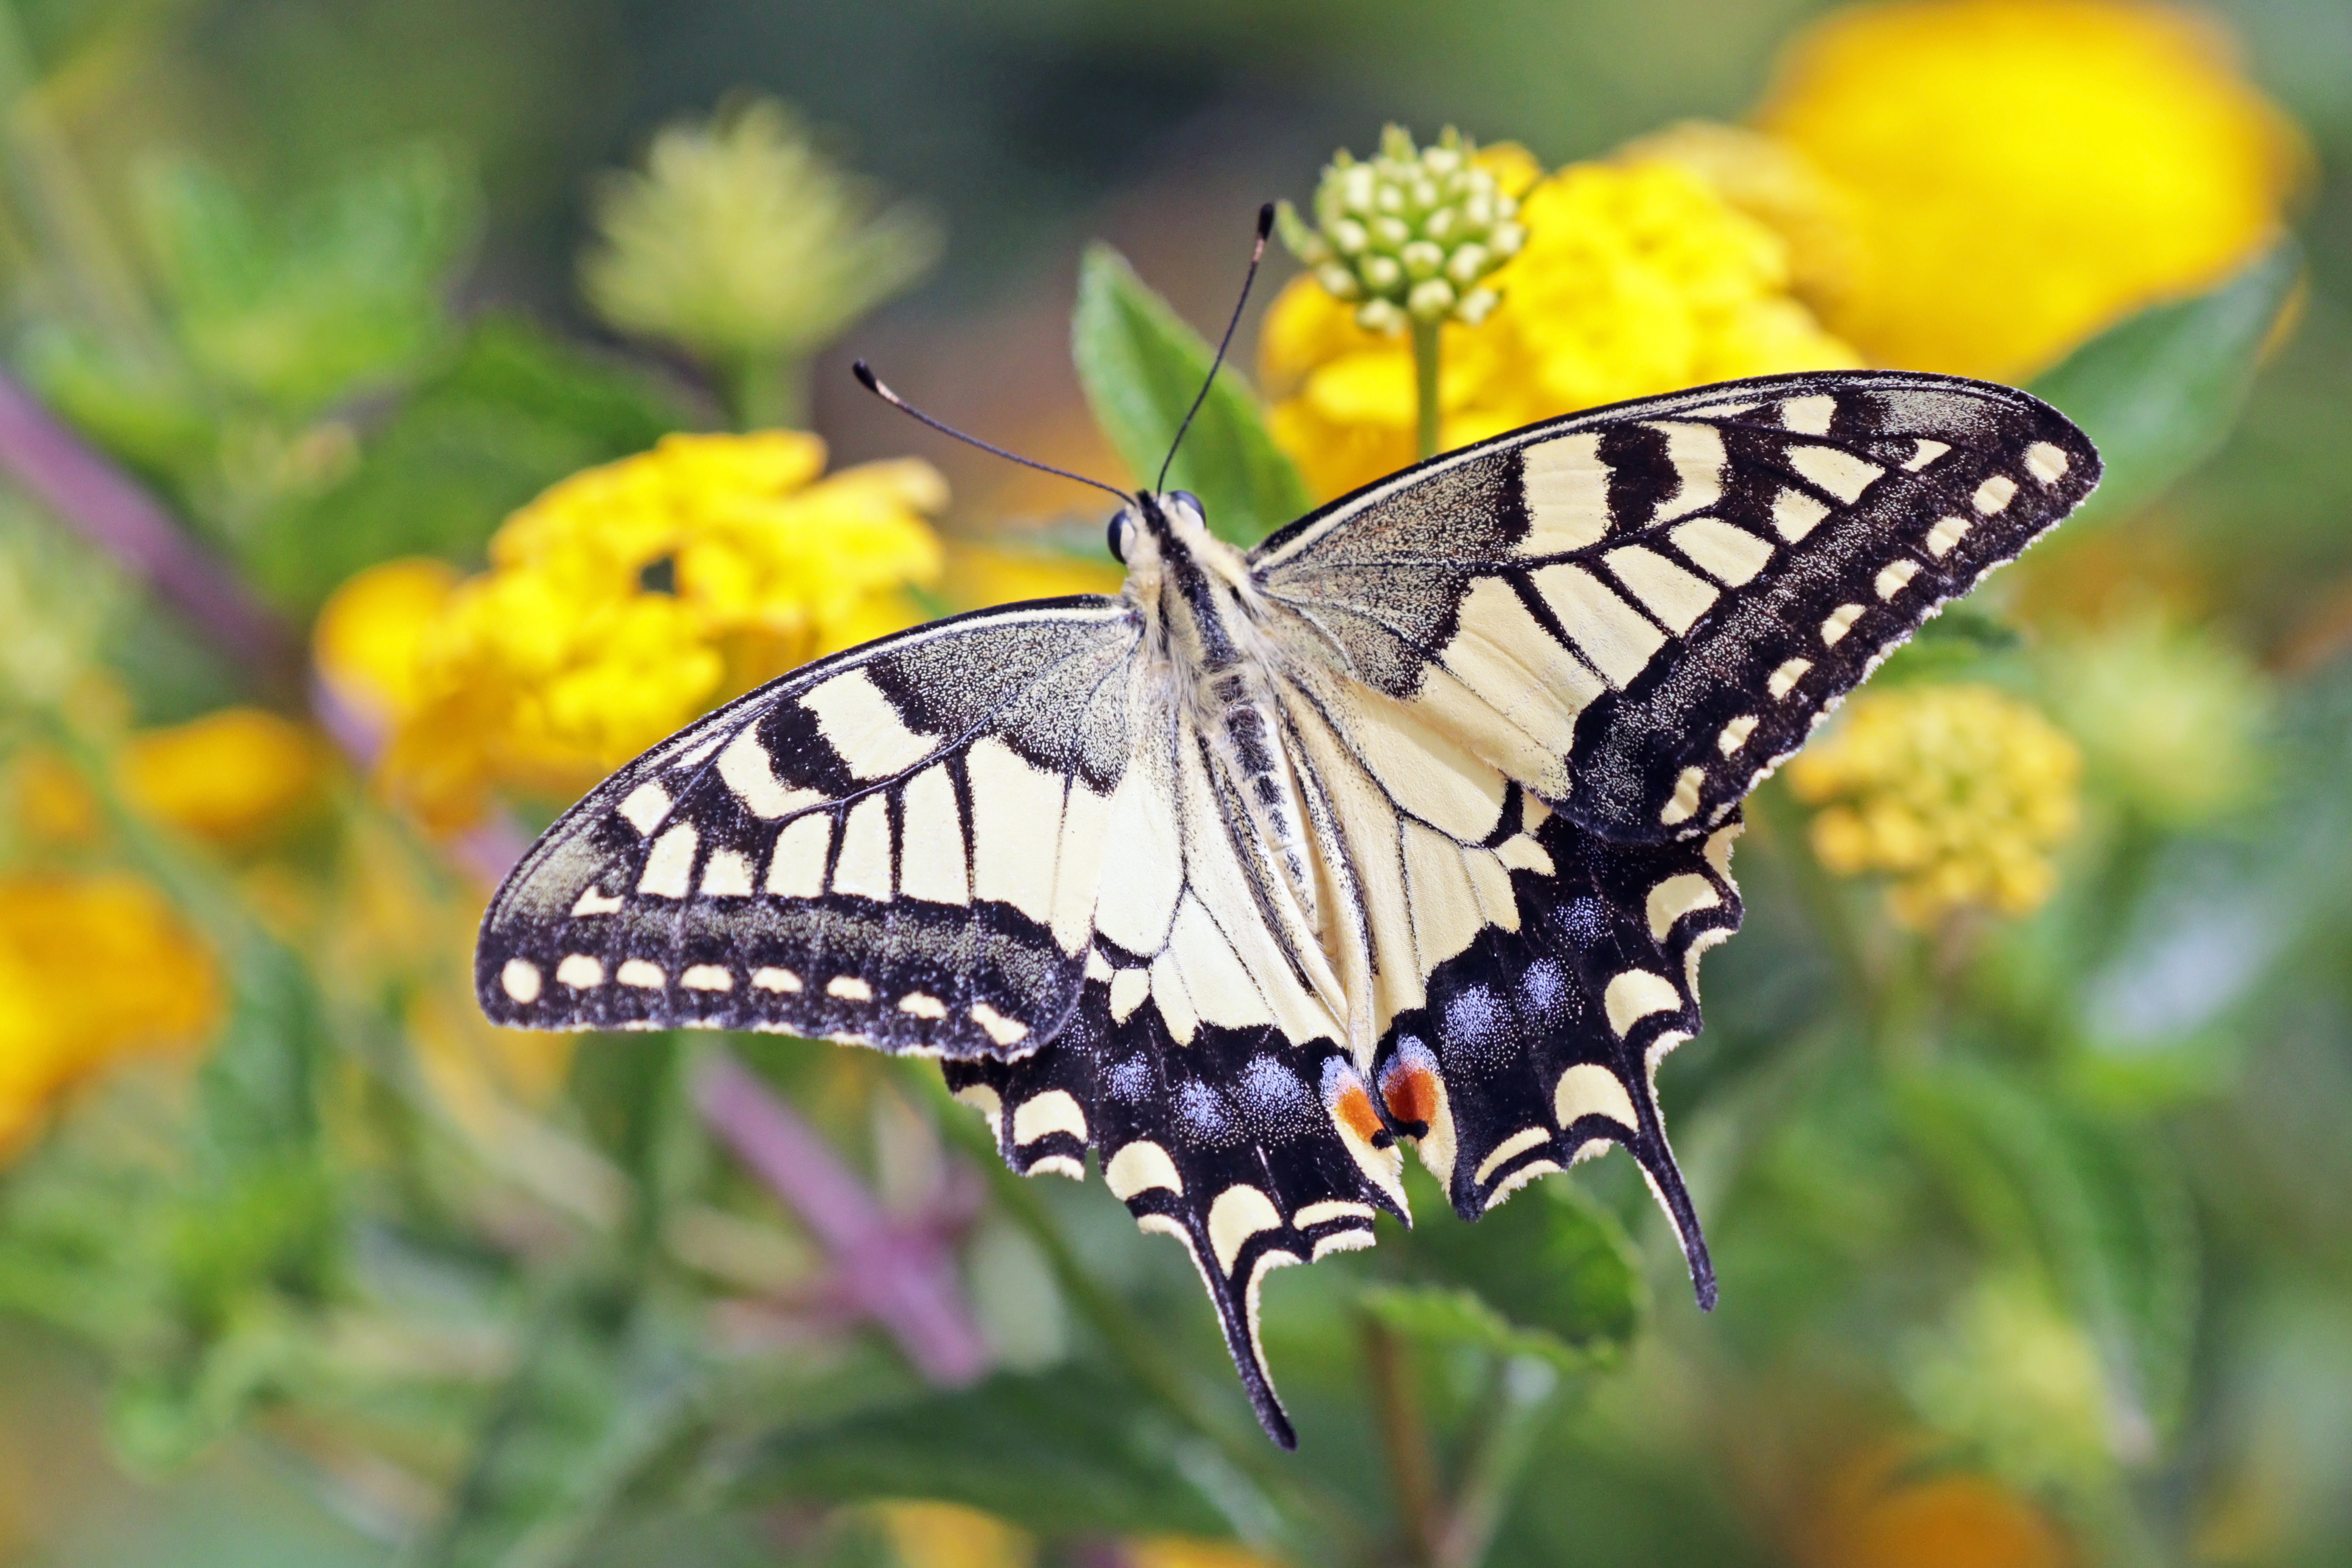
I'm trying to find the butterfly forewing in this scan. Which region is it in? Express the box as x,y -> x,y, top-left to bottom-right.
1252,371 -> 2100,840
477,598 -> 1141,1056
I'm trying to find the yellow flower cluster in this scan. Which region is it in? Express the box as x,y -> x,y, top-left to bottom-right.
118,708 -> 328,845
1262,151 -> 1856,500
1758,0 -> 2307,380
1787,685 -> 2082,928
316,431 -> 946,829
0,873 -> 220,1156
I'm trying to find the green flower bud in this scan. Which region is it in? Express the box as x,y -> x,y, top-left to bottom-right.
1444,244 -> 1489,287
1277,124 -> 1525,335
1316,264 -> 1362,301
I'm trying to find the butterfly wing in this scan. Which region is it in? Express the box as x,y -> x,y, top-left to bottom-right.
1252,370 -> 2100,840
1246,369 -> 2095,1306
476,597 -> 1141,1057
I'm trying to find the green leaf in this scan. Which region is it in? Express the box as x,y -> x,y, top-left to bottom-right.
1873,602 -> 2025,686
138,144 -> 482,414
421,1290 -> 705,1568
1071,243 -> 1311,545
248,315 -> 691,610
1898,1059 -> 2199,1445
722,1365 -> 1232,1538
1358,1284 -> 1602,1374
1377,1166 -> 1645,1370
2029,243 -> 2299,525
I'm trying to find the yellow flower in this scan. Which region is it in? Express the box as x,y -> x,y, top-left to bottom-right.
1802,1439 -> 2073,1568
9,750 -> 102,845
0,873 -> 221,1156
1127,1540 -> 1285,1568
313,557 -> 465,734
1758,0 -> 2307,381
1264,156 -> 1856,500
336,431 -> 945,829
873,1502 -> 1032,1568
1787,685 -> 2081,928
118,707 -> 328,845
942,540 -> 1124,611
1613,120 -> 1868,318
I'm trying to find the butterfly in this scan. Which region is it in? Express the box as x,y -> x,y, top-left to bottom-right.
478,362 -> 2098,1446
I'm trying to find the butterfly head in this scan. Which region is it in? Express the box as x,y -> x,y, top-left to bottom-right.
1108,489 -> 1206,564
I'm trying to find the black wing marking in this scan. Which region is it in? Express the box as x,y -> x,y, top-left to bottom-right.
1368,797 -> 1744,1305
943,975 -> 1400,1450
476,598 -> 1139,1059
1252,370 -> 2099,842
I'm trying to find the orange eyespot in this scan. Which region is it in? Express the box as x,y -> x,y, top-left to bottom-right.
1381,1064 -> 1440,1130
1334,1084 -> 1386,1144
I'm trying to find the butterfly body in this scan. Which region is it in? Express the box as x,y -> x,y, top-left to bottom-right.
477,370 -> 2099,1446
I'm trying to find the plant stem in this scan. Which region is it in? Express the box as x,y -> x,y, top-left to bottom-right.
0,369 -> 297,685
693,1049 -> 988,1385
908,1064 -> 1359,1564
1434,1357 -> 1560,1568
1363,1314 -> 1443,1566
724,351 -> 810,431
1411,319 -> 1442,460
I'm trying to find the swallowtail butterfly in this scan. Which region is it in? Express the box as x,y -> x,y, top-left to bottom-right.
478,364 -> 2097,1446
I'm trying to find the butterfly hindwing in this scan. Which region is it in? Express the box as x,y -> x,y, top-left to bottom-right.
943,973 -> 1398,1450
1252,371 -> 2100,840
476,598 -> 1139,1056
1370,800 -> 1744,1300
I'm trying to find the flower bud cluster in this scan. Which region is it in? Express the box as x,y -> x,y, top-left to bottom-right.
1276,125 -> 1525,334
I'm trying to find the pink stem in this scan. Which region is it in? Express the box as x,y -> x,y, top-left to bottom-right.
0,370 -> 296,681
694,1049 -> 989,1386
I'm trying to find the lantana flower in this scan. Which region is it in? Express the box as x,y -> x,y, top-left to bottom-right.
317,431 -> 946,830
0,872 -> 221,1157
1262,151 -> 1856,501
1756,0 -> 2307,380
1788,684 -> 2083,928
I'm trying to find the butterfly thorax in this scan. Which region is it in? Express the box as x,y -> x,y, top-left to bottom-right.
1122,494 -> 1331,955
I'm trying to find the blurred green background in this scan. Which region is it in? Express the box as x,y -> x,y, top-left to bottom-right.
0,2 -> 2348,1567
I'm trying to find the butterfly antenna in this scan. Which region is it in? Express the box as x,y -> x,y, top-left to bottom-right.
853,361 -> 1135,507
1155,203 -> 1275,493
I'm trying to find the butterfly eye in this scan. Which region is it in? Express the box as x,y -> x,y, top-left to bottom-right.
1171,491 -> 1204,523
1107,512 -> 1131,564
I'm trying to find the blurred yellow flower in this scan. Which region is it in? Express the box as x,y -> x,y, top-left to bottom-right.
9,750 -> 102,845
1788,685 -> 2081,928
942,540 -> 1123,611
1758,0 -> 2307,381
874,1501 -> 1032,1568
1263,155 -> 1856,500
0,873 -> 221,1156
313,556 -> 465,733
1613,120 -> 1867,318
321,431 -> 946,829
1802,1439 -> 2073,1568
118,707 -> 328,845
1127,1540 -> 1285,1568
